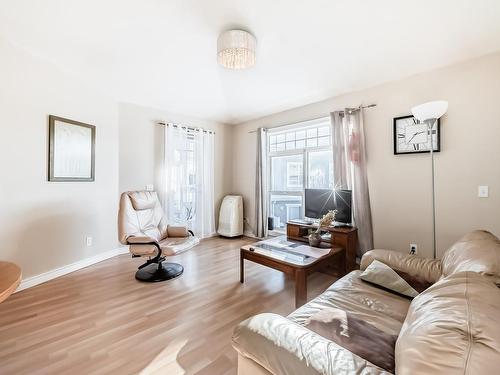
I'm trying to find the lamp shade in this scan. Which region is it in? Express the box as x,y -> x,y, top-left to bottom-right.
217,30 -> 256,70
411,101 -> 448,121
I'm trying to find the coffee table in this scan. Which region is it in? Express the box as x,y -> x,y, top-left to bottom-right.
240,236 -> 344,308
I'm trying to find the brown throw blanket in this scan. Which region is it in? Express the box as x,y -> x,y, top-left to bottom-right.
304,308 -> 397,373
394,270 -> 432,293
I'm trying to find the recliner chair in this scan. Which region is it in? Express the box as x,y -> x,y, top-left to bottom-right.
118,191 -> 200,281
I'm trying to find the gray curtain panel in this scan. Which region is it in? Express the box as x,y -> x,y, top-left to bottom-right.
255,128 -> 268,238
331,109 -> 374,256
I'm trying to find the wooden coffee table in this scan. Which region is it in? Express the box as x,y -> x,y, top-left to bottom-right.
240,236 -> 344,308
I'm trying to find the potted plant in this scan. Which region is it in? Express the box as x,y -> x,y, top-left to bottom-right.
308,210 -> 337,247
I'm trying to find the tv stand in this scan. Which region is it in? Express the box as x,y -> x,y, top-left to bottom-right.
286,221 -> 358,272
333,224 -> 352,229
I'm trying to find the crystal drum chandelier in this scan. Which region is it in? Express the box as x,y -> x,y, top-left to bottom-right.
217,30 -> 256,69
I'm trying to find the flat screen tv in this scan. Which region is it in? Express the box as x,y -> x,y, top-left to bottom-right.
304,189 -> 352,225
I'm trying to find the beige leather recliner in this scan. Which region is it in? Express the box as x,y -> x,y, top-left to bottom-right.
118,191 -> 200,282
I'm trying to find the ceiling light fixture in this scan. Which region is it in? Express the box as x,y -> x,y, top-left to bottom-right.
217,29 -> 256,70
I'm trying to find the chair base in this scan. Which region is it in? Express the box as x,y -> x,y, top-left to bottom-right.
135,262 -> 184,282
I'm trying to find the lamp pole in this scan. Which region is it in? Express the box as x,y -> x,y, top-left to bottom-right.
412,100 -> 447,260
428,119 -> 437,259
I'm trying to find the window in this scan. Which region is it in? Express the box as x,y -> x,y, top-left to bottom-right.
267,118 -> 333,232
269,123 -> 331,153
308,150 -> 333,188
271,154 -> 303,191
287,162 -> 302,188
170,134 -> 196,224
164,125 -> 216,238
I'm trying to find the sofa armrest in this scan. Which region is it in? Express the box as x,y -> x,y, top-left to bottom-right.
167,225 -> 189,238
126,235 -> 158,244
232,313 -> 388,375
361,249 -> 442,284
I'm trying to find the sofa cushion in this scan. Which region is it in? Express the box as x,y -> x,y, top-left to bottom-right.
441,230 -> 500,284
360,260 -> 419,298
304,307 -> 398,373
361,249 -> 441,285
288,271 -> 411,336
396,271 -> 500,375
233,313 -> 391,375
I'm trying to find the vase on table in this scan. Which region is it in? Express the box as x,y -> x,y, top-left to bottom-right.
308,210 -> 337,247
308,232 -> 322,247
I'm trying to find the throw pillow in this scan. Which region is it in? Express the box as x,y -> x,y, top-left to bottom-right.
361,260 -> 419,298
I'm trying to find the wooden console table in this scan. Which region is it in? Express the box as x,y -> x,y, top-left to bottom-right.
286,222 -> 358,272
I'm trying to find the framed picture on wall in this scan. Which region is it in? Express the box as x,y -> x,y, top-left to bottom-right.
393,115 -> 440,155
48,115 -> 95,181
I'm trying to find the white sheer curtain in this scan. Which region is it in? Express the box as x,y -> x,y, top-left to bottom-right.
193,129 -> 215,237
331,109 -> 374,256
161,124 -> 215,238
255,128 -> 268,238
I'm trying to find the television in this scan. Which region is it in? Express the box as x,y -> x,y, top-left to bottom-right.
304,189 -> 352,225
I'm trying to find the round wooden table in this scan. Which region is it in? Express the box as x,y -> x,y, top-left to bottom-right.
0,261 -> 22,303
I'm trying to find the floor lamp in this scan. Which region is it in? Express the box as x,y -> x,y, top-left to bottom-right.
411,100 -> 448,259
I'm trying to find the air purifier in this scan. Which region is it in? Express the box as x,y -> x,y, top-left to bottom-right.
217,195 -> 243,237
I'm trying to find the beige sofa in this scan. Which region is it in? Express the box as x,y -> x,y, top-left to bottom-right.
232,230 -> 500,375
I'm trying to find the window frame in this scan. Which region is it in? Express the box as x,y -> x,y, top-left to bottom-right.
267,117 -> 332,232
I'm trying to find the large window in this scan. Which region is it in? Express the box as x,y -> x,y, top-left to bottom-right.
268,118 -> 333,232
163,125 -> 216,238
169,133 -> 196,224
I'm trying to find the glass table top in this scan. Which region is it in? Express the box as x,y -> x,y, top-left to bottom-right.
242,235 -> 339,266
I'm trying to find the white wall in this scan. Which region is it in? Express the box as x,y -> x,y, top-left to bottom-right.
0,39 -> 235,282
232,52 -> 500,258
0,38 -> 120,279
118,102 -> 233,227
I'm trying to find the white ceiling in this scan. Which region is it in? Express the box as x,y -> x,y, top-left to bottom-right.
1,0 -> 500,124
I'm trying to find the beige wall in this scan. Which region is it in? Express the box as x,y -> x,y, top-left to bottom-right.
0,38 -> 120,279
2,31 -> 498,281
118,102 -> 233,226
232,51 -> 500,258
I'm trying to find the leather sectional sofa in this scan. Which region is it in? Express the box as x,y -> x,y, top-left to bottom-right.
232,230 -> 500,374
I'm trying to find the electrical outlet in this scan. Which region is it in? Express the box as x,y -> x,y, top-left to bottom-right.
86,236 -> 93,247
145,184 -> 154,191
409,244 -> 418,255
478,185 -> 489,198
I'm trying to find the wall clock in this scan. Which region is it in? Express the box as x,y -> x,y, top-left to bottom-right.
393,115 -> 440,155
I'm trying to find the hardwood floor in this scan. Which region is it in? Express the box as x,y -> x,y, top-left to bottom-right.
0,237 -> 337,375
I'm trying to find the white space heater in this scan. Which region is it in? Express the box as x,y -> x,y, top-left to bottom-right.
217,195 -> 243,237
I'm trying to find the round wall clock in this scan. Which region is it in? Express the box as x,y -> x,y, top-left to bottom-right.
393,115 -> 440,155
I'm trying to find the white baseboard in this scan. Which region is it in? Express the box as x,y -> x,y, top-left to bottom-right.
17,247 -> 129,292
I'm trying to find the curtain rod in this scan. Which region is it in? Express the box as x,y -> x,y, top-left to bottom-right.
157,121 -> 215,134
247,104 -> 376,133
